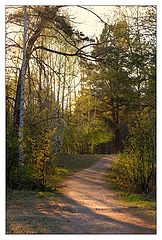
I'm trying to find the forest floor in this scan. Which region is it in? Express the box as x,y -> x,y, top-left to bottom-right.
6,155 -> 156,234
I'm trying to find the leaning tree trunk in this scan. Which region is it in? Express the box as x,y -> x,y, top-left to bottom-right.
18,6 -> 27,171
13,6 -> 62,134
13,17 -> 47,133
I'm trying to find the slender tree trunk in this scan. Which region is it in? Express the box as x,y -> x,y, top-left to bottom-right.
51,54 -> 58,129
61,56 -> 66,122
60,55 -> 67,150
93,92 -> 96,129
114,102 -> 120,153
13,23 -> 47,132
87,83 -> 91,134
81,76 -> 85,153
38,50 -> 43,112
13,6 -> 62,133
68,72 -> 72,116
27,63 -> 33,130
54,53 -> 62,153
18,6 -> 27,171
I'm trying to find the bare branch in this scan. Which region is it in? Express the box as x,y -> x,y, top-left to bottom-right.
76,6 -> 107,24
32,45 -> 105,62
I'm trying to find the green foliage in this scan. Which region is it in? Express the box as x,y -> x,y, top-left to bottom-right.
57,154 -> 100,173
61,122 -> 113,154
85,128 -> 113,152
116,191 -> 156,208
106,175 -> 155,208
110,112 -> 155,193
23,129 -> 58,190
6,134 -> 19,188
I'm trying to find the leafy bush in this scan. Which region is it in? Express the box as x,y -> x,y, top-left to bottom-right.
6,134 -> 19,188
110,112 -> 156,194
23,129 -> 57,190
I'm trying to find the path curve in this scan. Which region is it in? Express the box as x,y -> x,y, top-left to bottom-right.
7,155 -> 155,234
56,155 -> 155,234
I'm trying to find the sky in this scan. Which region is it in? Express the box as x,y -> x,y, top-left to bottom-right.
66,6 -> 115,38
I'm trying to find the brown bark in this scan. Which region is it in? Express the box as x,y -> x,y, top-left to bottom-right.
111,96 -> 120,153
114,103 -> 120,153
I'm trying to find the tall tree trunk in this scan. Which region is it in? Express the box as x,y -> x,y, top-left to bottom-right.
114,103 -> 120,153
93,92 -> 96,129
13,6 -> 61,133
27,63 -> 33,130
18,6 -> 27,171
54,53 -> 62,153
81,76 -> 84,154
38,50 -> 43,112
110,95 -> 120,153
87,83 -> 91,134
60,55 -> 67,150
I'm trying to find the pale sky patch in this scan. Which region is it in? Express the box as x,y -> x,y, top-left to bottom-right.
66,6 -> 116,38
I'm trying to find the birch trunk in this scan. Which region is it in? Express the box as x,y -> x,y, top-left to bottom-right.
81,76 -> 84,153
87,83 -> 91,134
94,92 -> 96,129
60,55 -> 66,150
38,50 -> 43,112
13,6 -> 61,133
27,63 -> 33,129
18,6 -> 27,171
68,73 -> 72,116
61,55 -> 66,124
14,16 -> 47,133
54,53 -> 62,153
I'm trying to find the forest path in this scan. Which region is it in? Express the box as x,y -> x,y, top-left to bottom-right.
53,155 -> 155,234
7,155 -> 155,234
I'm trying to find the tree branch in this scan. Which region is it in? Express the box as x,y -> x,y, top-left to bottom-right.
76,6 -> 107,24
32,45 -> 105,62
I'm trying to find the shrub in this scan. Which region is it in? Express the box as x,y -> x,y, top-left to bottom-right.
110,112 -> 156,194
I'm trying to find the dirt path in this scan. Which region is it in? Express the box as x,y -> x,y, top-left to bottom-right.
7,155 -> 156,234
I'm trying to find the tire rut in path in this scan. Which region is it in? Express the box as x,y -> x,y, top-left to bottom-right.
57,155 -> 155,234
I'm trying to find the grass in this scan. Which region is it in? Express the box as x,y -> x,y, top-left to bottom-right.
104,154 -> 156,210
6,155 -> 101,233
115,189 -> 155,208
56,154 -> 100,175
105,175 -> 156,226
7,154 -> 101,200
43,154 -> 101,190
105,176 -> 156,209
7,154 -> 101,198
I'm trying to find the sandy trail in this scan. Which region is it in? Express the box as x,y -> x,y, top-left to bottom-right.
7,155 -> 156,234
54,155 -> 155,234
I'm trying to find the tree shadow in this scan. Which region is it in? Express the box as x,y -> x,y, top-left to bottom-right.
9,191 -> 156,234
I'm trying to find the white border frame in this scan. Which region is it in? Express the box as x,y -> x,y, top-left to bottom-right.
1,1 -> 161,240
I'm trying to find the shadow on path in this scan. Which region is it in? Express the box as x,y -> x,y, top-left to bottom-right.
7,155 -> 156,234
